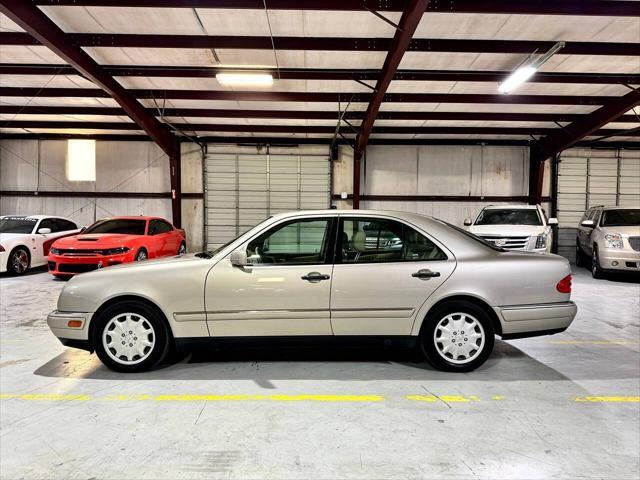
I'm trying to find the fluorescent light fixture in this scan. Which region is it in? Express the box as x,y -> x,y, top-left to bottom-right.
216,72 -> 274,87
498,65 -> 537,94
66,139 -> 96,182
498,41 -> 565,94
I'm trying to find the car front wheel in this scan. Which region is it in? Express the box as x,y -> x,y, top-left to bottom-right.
8,247 -> 30,275
93,301 -> 170,372
420,300 -> 495,372
592,246 -> 604,279
134,248 -> 148,261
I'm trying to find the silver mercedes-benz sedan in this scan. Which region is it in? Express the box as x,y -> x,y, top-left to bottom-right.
47,210 -> 577,373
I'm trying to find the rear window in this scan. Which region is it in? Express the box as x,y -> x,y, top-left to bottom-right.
475,208 -> 542,226
601,209 -> 640,227
0,217 -> 37,234
84,219 -> 146,235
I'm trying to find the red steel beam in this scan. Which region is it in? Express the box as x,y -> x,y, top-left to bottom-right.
533,88 -> 640,162
353,0 -> 429,209
2,64 -> 638,85
4,32 -> 639,56
0,0 -> 182,226
30,0 -> 640,16
3,120 -> 637,137
0,87 -> 621,105
2,105 -> 637,123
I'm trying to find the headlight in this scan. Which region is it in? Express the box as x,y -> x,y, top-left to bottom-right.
50,247 -> 60,255
535,235 -> 547,249
605,233 -> 623,249
102,247 -> 130,255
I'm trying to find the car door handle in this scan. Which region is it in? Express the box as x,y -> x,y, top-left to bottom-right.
412,269 -> 440,279
301,272 -> 331,282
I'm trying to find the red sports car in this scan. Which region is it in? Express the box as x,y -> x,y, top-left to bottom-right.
48,216 -> 186,278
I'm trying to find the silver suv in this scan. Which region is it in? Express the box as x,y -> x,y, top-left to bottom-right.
576,206 -> 640,278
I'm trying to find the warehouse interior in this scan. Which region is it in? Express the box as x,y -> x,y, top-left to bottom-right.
0,1 -> 639,479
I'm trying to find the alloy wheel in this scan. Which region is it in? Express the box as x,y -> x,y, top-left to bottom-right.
433,313 -> 485,365
102,313 -> 156,365
12,250 -> 29,273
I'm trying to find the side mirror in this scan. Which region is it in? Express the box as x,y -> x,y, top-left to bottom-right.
229,249 -> 248,267
581,219 -> 595,228
463,218 -> 472,226
38,228 -> 52,234
548,218 -> 558,225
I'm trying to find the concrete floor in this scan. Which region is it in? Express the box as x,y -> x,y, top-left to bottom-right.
0,267 -> 638,479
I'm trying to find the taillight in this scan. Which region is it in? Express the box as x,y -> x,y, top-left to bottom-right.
556,274 -> 572,294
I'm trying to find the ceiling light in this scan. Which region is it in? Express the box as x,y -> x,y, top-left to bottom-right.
498,41 -> 565,94
66,139 -> 96,182
216,73 -> 274,87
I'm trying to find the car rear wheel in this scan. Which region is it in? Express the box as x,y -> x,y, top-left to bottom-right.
178,242 -> 186,255
134,248 -> 148,261
93,300 -> 170,373
8,247 -> 30,275
420,300 -> 494,372
592,246 -> 604,279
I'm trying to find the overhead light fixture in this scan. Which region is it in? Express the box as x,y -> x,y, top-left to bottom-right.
498,41 -> 565,94
66,139 -> 96,182
216,72 -> 274,87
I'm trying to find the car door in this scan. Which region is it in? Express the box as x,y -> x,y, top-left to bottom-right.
147,219 -> 170,257
330,216 -> 456,336
204,216 -> 336,336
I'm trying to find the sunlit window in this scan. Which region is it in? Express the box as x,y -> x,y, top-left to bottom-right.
66,139 -> 96,181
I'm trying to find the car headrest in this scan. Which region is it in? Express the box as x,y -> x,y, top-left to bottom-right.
352,230 -> 366,252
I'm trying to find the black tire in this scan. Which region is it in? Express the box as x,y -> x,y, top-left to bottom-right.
575,240 -> 585,268
592,246 -> 604,279
419,300 -> 495,372
178,242 -> 187,255
7,246 -> 30,275
92,300 -> 171,373
134,248 -> 148,262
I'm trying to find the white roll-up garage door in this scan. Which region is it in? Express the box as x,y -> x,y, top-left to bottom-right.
204,148 -> 330,249
556,148 -> 640,261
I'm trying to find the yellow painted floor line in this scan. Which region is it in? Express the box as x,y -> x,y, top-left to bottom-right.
151,394 -> 384,402
0,394 -> 90,401
406,395 -> 480,403
551,340 -> 639,345
574,396 -> 640,403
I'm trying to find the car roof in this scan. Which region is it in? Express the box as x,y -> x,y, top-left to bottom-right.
590,206 -> 638,211
481,204 -> 538,210
94,216 -> 157,221
0,214 -> 74,221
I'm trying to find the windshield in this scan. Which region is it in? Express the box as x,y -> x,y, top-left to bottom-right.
0,217 -> 37,234
197,216 -> 275,258
475,208 -> 542,226
601,209 -> 640,227
84,219 -> 146,235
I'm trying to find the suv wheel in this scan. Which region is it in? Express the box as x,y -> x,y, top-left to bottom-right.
419,300 -> 495,372
93,300 -> 171,372
575,240 -> 585,268
591,246 -> 604,279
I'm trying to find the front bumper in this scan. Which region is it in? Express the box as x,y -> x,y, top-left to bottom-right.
497,301 -> 577,338
48,252 -> 129,276
598,248 -> 640,272
47,310 -> 92,343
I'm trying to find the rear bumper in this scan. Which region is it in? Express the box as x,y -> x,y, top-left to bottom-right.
0,251 -> 6,273
47,310 -> 91,342
48,252 -> 129,276
497,301 -> 577,338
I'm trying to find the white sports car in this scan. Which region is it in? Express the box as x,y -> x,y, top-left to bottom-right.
0,215 -> 81,275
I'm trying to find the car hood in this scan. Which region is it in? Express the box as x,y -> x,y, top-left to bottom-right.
53,233 -> 141,248
600,225 -> 640,236
74,253 -> 206,277
468,225 -> 548,236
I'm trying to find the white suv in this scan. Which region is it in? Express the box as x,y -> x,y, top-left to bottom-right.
464,204 -> 557,253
